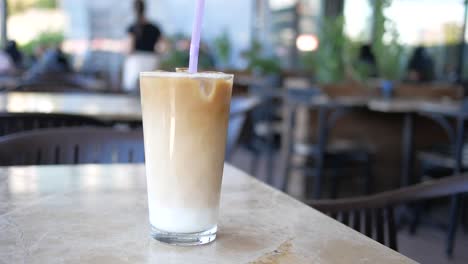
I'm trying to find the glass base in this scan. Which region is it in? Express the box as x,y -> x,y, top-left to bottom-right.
151,225 -> 217,246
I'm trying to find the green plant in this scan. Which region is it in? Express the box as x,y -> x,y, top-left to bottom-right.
9,0 -> 58,15
213,30 -> 231,67
442,22 -> 462,45
249,57 -> 281,75
370,0 -> 404,80
20,31 -> 64,56
301,15 -> 347,84
159,50 -> 215,72
344,39 -> 373,81
159,34 -> 215,71
159,50 -> 188,71
243,40 -> 281,75
36,0 -> 57,8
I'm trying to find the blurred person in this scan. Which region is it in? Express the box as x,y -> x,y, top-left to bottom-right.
357,44 -> 378,78
407,46 -> 435,82
123,0 -> 163,92
0,51 -> 15,75
4,40 -> 23,69
31,45 -> 47,63
23,46 -> 72,83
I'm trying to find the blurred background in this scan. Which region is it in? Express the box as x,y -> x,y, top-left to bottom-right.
0,0 -> 466,88
1,0 -> 468,263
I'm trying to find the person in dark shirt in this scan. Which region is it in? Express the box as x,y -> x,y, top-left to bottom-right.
4,40 -> 23,69
357,44 -> 378,78
123,0 -> 163,92
407,46 -> 435,82
128,23 -> 161,53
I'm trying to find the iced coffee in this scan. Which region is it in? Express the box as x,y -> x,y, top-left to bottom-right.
140,71 -> 233,245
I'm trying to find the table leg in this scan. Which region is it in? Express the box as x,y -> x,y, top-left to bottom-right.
401,113 -> 414,187
280,105 -> 294,192
446,116 -> 466,256
265,130 -> 275,186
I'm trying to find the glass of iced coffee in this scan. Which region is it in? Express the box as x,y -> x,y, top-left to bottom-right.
139,70 -> 233,246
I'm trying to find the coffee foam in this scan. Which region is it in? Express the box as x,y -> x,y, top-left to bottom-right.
140,71 -> 233,80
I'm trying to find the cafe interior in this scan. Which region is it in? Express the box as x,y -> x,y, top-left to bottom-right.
1,0 -> 468,263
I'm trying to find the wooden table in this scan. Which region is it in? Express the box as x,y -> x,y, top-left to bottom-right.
414,100 -> 464,257
0,164 -> 415,263
368,99 -> 463,186
280,95 -> 461,188
368,99 -> 424,187
0,92 -> 257,123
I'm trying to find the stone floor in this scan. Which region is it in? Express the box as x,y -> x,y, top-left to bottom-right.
230,149 -> 468,264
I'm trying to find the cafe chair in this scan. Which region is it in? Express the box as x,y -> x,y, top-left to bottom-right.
226,111 -> 248,161
414,103 -> 468,256
225,97 -> 261,161
0,127 -> 144,166
309,174 -> 468,252
16,73 -> 101,93
0,113 -> 108,137
241,84 -> 283,185
415,152 -> 468,256
282,88 -> 374,199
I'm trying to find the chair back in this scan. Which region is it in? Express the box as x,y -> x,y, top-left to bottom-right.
247,84 -> 282,132
17,73 -> 97,93
309,175 -> 468,251
0,113 -> 107,136
0,127 -> 144,165
284,87 -> 328,153
286,87 -> 322,105
226,97 -> 260,159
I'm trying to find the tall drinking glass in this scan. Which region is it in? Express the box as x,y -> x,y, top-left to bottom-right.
139,71 -> 233,246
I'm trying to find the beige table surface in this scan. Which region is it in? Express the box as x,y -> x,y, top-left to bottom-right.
367,99 -> 427,113
0,92 -> 142,122
0,92 -> 257,123
417,101 -> 463,117
0,164 -> 415,264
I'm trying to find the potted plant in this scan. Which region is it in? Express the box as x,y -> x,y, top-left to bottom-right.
300,15 -> 348,84
160,34 -> 215,71
371,0 -> 405,98
242,40 -> 282,86
213,30 -> 232,70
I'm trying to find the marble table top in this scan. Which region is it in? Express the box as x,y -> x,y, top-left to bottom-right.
0,92 -> 142,122
0,164 -> 415,264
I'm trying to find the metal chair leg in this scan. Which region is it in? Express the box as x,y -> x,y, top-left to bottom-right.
281,154 -> 291,193
329,168 -> 340,199
409,204 -> 423,235
313,162 -> 324,199
363,154 -> 373,195
446,194 -> 461,257
250,152 -> 260,178
409,165 -> 426,235
461,196 -> 467,234
265,134 -> 275,186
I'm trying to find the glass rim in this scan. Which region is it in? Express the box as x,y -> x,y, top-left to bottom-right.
140,71 -> 234,80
